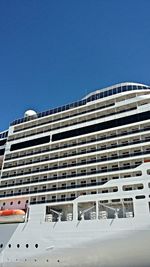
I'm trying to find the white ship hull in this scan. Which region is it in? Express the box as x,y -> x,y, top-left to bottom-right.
0,205 -> 150,267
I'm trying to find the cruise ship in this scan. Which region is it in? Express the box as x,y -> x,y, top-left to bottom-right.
0,82 -> 150,267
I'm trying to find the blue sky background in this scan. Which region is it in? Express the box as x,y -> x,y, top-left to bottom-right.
0,0 -> 150,131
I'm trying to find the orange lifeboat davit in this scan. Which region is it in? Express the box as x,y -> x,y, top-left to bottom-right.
0,209 -> 26,223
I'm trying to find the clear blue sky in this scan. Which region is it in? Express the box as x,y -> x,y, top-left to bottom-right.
0,0 -> 150,131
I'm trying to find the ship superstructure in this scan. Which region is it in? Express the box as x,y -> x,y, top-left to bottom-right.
0,82 -> 150,267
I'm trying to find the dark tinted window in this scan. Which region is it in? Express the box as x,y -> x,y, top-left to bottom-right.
135,195 -> 145,199
0,149 -> 4,156
11,136 -> 50,151
52,111 -> 150,141
0,139 -> 6,146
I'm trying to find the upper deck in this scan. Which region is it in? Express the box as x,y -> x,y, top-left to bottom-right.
10,82 -> 150,127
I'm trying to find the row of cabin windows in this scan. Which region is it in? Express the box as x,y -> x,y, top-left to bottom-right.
13,102 -> 115,132
9,105 -> 138,141
2,200 -> 28,206
2,161 -> 143,178
1,171 -> 142,188
4,135 -> 144,162
31,192 -> 147,203
18,98 -> 149,135
4,146 -> 149,169
52,111 -> 150,141
100,195 -> 147,204
1,179 -> 146,200
8,111 -> 150,152
123,184 -> 144,191
2,181 -> 144,195
2,178 -> 109,193
1,188 -> 147,207
5,125 -> 150,162
0,243 -> 38,248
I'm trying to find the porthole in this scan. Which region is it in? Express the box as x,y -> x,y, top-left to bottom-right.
10,202 -> 13,205
26,200 -> 29,204
17,244 -> 20,248
35,244 -> 38,248
26,244 -> 29,248
8,244 -> 11,248
18,201 -> 21,205
3,202 -> 5,206
0,244 -> 3,248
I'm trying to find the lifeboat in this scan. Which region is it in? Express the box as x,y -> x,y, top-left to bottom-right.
0,209 -> 25,223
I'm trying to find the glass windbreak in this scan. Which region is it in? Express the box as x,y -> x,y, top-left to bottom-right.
11,84 -> 150,126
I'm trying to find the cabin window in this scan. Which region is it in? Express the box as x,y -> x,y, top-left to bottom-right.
112,199 -> 120,203
112,176 -> 119,179
91,191 -> 96,194
147,170 -> 150,175
135,172 -> 142,176
102,190 -> 108,193
91,179 -> 96,184
124,198 -> 133,201
102,178 -> 107,182
123,184 -> 143,191
135,195 -> 145,199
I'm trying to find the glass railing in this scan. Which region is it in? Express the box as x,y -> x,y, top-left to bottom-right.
13,103 -> 115,133
0,131 -> 8,139
3,138 -> 150,169
10,84 -> 150,127
0,167 -> 142,191
0,181 -> 108,197
1,161 -> 142,179
9,106 -> 137,140
5,126 -> 150,161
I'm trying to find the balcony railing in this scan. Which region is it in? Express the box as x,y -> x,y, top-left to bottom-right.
0,181 -> 108,198
9,107 -> 137,141
4,126 -> 150,161
1,150 -> 146,178
0,163 -> 142,190
13,103 -> 115,133
3,138 -> 150,170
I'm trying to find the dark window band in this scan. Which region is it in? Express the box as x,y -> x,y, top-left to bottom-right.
0,149 -> 5,156
52,111 -> 150,141
0,139 -> 6,146
10,136 -> 50,151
